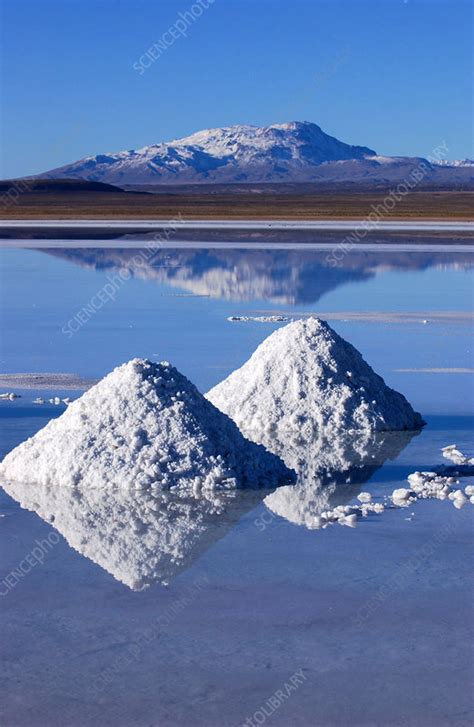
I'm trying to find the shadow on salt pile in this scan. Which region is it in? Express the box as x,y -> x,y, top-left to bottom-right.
263,429 -> 419,529
1,478 -> 279,591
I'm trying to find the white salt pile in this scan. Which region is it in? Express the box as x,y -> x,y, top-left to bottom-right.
0,358 -> 292,491
207,317 -> 423,452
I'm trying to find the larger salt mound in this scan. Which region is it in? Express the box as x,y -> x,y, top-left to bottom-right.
206,317 -> 423,441
0,358 -> 292,490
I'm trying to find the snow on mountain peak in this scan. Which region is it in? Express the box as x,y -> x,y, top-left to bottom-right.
35,121 -> 474,186
37,120 -> 378,185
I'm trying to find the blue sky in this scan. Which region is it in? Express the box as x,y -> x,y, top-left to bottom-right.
1,0 -> 472,178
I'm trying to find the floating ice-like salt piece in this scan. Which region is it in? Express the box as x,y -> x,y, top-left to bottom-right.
0,392 -> 20,400
33,397 -> 45,404
312,515 -> 324,528
453,492 -> 467,509
392,487 -> 413,502
357,492 -> 372,503
449,490 -> 468,509
470,496 -> 474,505
442,444 -> 474,466
372,503 -> 385,513
465,485 -> 474,496
340,514 -> 357,528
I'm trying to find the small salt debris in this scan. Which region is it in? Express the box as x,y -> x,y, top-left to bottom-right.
392,487 -> 413,502
442,444 -> 474,466
227,315 -> 290,323
0,392 -> 20,400
339,514 -> 357,528
33,397 -> 45,405
452,492 -> 467,509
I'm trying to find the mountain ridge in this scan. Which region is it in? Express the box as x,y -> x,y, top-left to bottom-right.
36,121 -> 474,187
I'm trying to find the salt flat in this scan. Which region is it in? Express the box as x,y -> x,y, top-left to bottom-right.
1,218 -> 473,231
0,246 -> 472,726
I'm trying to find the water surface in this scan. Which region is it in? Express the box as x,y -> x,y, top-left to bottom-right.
0,244 -> 473,726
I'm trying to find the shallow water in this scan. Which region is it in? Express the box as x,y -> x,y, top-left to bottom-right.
0,245 -> 473,726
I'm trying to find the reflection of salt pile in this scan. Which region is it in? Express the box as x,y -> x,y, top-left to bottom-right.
0,359 -> 291,490
263,430 -> 416,528
266,443 -> 474,531
2,480 -> 271,589
207,317 -> 424,445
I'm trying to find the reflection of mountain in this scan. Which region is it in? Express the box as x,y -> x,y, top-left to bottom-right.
44,248 -> 474,305
2,480 -> 272,590
263,429 -> 418,528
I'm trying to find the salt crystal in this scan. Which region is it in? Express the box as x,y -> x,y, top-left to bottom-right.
340,514 -> 357,528
392,488 -> 412,502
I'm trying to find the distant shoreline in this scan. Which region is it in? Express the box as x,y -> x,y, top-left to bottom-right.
0,185 -> 472,226
0,373 -> 96,389
0,218 -> 473,245
2,240 -> 473,252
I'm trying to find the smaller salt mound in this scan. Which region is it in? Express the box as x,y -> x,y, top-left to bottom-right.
207,317 -> 423,443
0,359 -> 292,490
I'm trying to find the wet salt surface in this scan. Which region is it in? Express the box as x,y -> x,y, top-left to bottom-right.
1,414 -> 473,726
0,246 -> 473,725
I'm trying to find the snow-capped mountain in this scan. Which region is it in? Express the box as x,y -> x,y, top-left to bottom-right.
432,159 -> 474,168
37,121 -> 474,186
